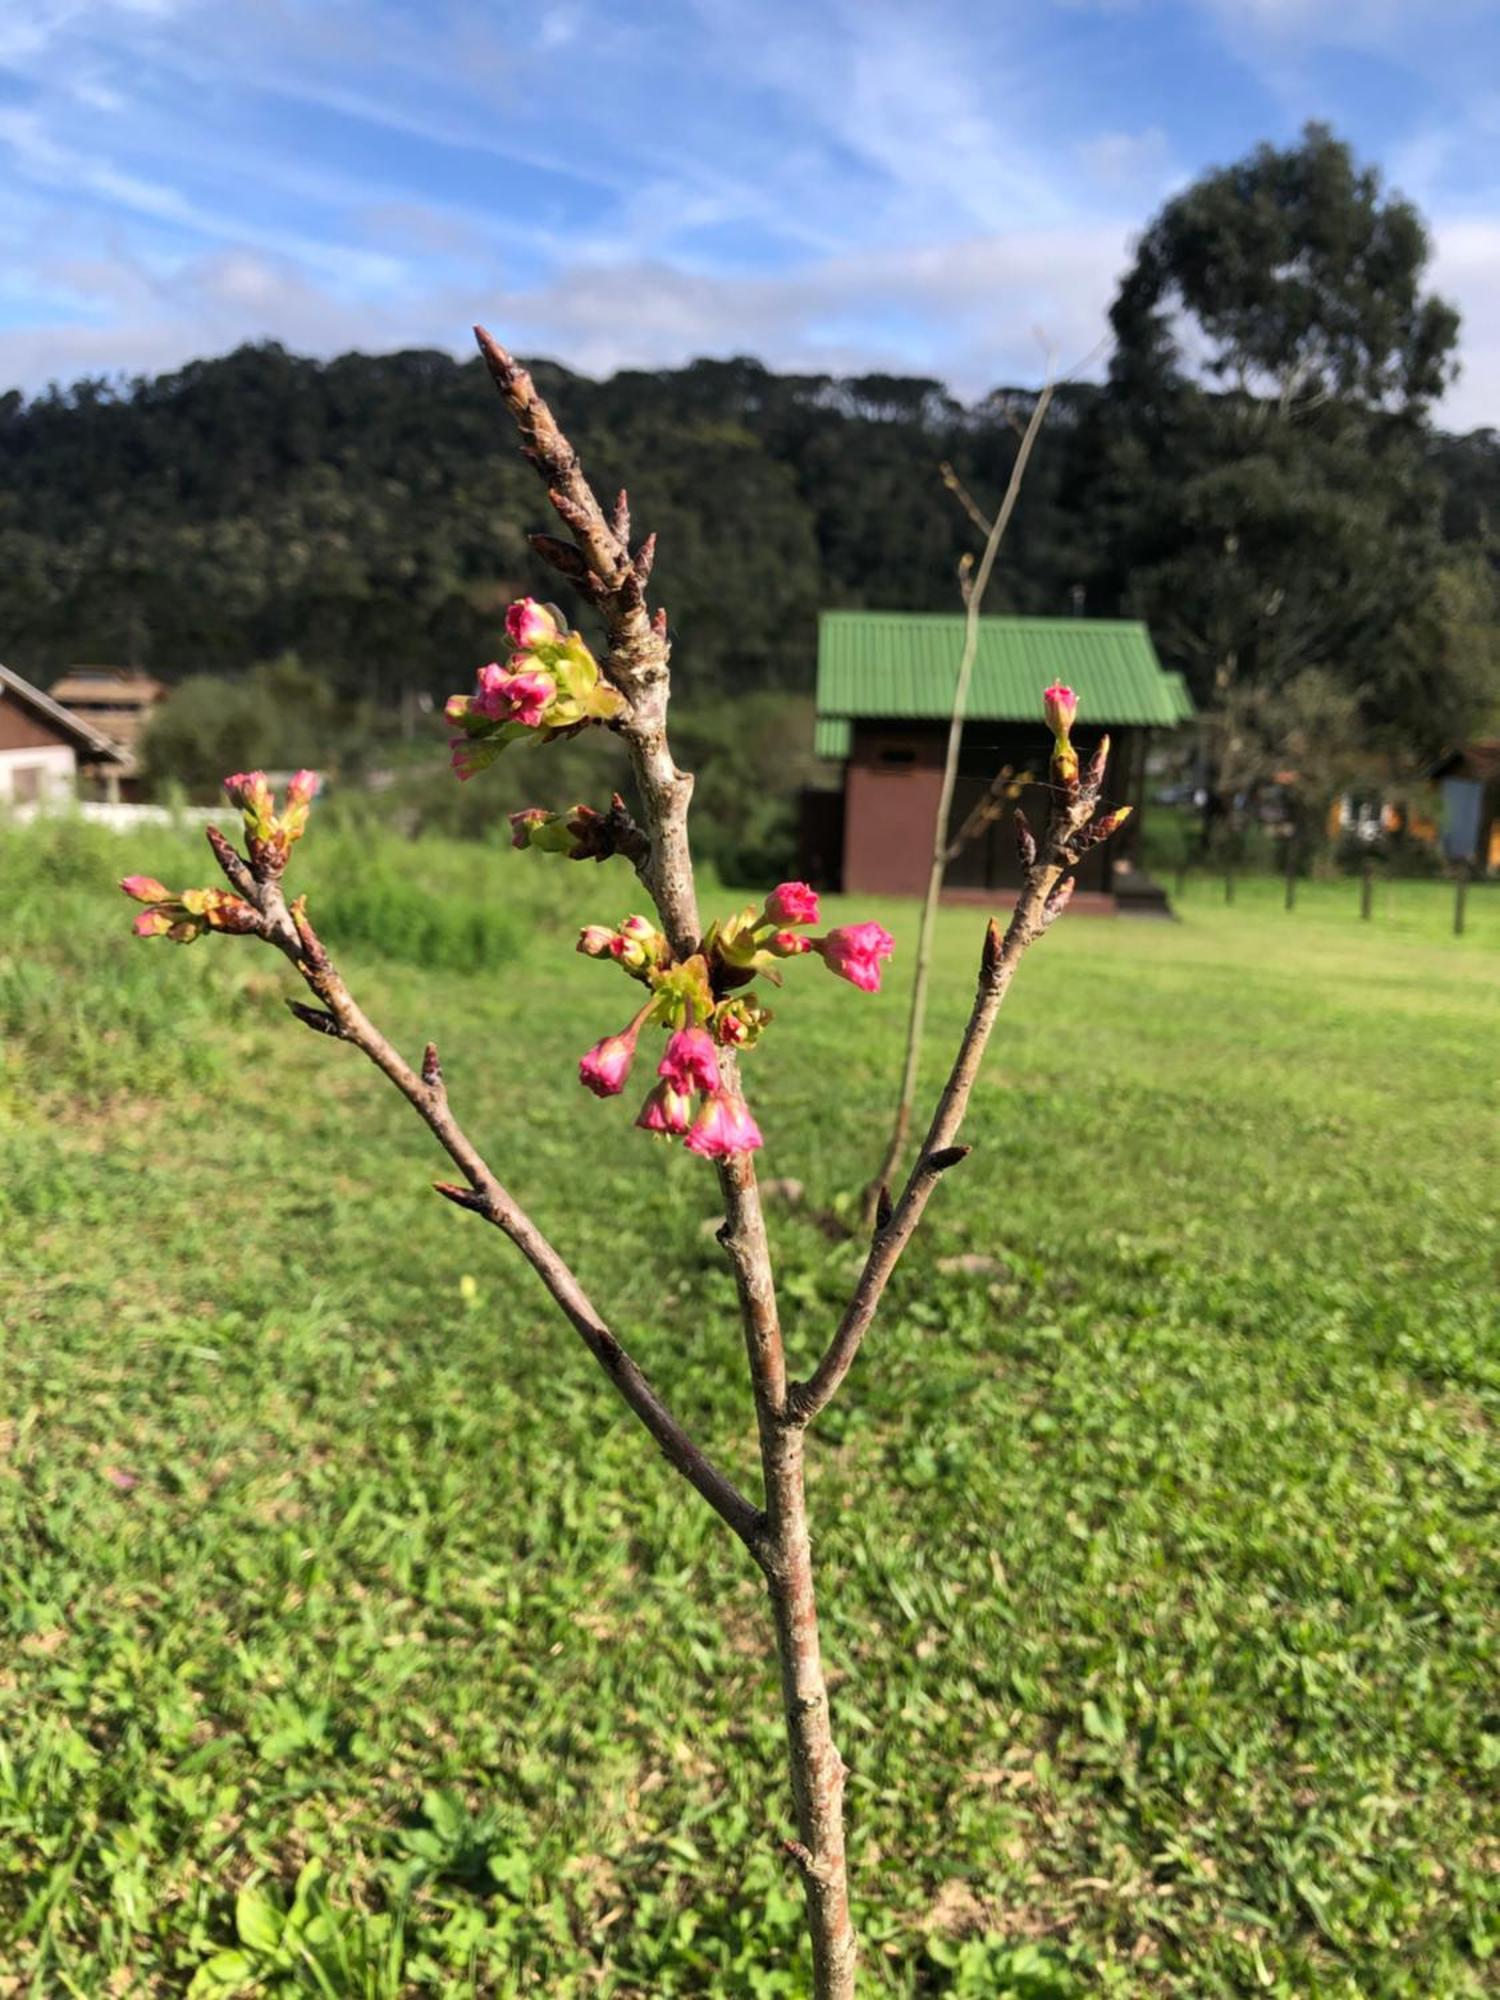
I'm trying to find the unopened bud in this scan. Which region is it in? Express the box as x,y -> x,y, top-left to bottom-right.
1040,875 -> 1076,930
1042,683 -> 1078,737
1013,809 -> 1036,870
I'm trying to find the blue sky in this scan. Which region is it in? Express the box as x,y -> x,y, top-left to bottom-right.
2,0 -> 1498,425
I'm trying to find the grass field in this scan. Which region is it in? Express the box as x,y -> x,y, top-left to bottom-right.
1,814 -> 1496,1998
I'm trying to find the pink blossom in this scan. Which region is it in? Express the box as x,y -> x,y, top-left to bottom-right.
814,920 -> 895,993
120,875 -> 169,905
764,881 -> 820,926
685,1090 -> 764,1160
635,1079 -> 694,1136
449,737 -> 482,781
471,664 -> 555,727
579,1030 -> 638,1097
505,597 -> 559,650
659,1027 -> 720,1094
577,925 -> 616,957
132,908 -> 173,937
1043,682 -> 1078,737
285,769 -> 319,808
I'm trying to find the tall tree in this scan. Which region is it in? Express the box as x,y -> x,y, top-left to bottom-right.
1077,124 -> 1483,803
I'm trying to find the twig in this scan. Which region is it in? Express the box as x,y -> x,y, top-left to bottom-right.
862,374 -> 1056,1223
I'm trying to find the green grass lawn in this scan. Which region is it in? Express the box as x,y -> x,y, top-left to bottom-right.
1,817 -> 1496,1997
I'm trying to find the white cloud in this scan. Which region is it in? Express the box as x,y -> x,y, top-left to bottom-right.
1430,218 -> 1500,432
1078,127 -> 1173,191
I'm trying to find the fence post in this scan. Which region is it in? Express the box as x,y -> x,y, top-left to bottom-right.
1454,862 -> 1469,938
1360,857 -> 1374,921
1224,863 -> 1235,905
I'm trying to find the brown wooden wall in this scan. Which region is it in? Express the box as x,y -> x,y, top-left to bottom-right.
841,720 -> 1144,898
0,689 -> 71,754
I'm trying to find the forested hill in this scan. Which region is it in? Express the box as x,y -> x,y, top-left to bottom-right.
0,344 -> 1101,702
2,341 -> 1497,710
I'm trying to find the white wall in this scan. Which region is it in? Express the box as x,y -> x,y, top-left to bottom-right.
0,743 -> 75,805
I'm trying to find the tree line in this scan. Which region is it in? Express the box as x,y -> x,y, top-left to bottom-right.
2,126 -> 1497,787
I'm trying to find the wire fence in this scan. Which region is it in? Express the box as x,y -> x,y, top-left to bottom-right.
1165,856 -> 1497,945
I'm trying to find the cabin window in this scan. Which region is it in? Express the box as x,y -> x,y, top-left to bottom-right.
11,765 -> 45,802
878,746 -> 917,766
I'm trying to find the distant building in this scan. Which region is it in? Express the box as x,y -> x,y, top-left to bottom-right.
47,668 -> 169,799
1430,741 -> 1500,872
804,611 -> 1191,908
0,663 -> 129,806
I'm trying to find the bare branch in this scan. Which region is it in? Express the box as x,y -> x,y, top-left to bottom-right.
205,830 -> 762,1549
797,728 -> 1116,1427
939,459 -> 995,538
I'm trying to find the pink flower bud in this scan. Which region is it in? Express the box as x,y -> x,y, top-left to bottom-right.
577,925 -> 616,957
813,920 -> 895,993
120,875 -> 169,905
285,769 -> 319,808
685,1090 -> 764,1160
659,1027 -> 720,1094
472,665 -> 555,727
132,908 -> 174,937
764,881 -> 820,926
713,995 -> 772,1048
635,1079 -> 694,1136
1043,683 -> 1078,737
222,770 -> 269,809
509,808 -> 553,849
444,693 -> 471,723
766,929 -> 813,958
505,597 -> 560,650
579,1031 -> 638,1097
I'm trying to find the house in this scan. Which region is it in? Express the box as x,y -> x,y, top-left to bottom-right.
47,667 -> 169,799
1430,741 -> 1500,872
0,663 -> 129,806
805,611 -> 1191,905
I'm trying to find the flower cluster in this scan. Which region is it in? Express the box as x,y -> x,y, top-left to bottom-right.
124,769 -> 323,942
446,600 -> 625,781
223,768 -> 318,875
574,883 -> 894,1159
120,876 -> 259,943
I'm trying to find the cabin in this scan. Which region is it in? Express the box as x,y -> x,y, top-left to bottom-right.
1430,741 -> 1500,873
48,668 -> 169,800
803,612 -> 1191,908
0,664 -> 129,806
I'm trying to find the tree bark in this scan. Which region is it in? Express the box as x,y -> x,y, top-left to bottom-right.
760,1426 -> 857,1999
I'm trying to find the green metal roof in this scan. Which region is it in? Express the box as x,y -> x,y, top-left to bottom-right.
814,611 -> 1185,757
1163,669 -> 1195,722
813,715 -> 852,761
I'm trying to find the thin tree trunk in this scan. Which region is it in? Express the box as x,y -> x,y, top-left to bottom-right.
761,1428 -> 856,1997
863,383 -> 1053,1224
